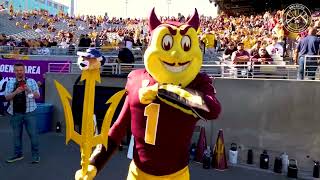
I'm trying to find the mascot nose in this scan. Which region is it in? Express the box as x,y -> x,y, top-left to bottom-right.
170,50 -> 181,59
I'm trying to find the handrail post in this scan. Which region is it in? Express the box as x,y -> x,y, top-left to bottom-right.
221,61 -> 224,78
304,56 -> 307,80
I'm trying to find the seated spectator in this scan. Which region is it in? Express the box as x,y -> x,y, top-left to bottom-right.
17,38 -> 30,55
78,24 -> 85,30
134,38 -> 142,47
242,35 -> 255,50
65,32 -> 74,42
251,47 -> 273,64
250,41 -> 262,56
266,36 -> 284,57
101,40 -> 111,52
78,34 -> 87,48
231,43 -> 250,64
223,42 -> 237,61
49,26 -> 56,32
118,47 -> 134,63
123,32 -> 134,50
5,36 -> 16,47
84,34 -> 92,47
0,4 -> 5,10
272,23 -> 285,41
32,23 -> 38,30
9,4 -> 13,16
249,47 -> 274,77
68,43 -> 76,55
59,38 -> 69,49
48,38 -> 57,47
315,20 -> 320,37
118,47 -> 135,74
315,20 -> 320,29
0,34 -> 7,46
23,23 -> 31,29
35,28 -> 42,33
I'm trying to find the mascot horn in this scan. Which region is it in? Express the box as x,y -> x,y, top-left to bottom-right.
149,8 -> 199,32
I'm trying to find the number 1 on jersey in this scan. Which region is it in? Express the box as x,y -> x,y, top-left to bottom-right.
144,103 -> 160,145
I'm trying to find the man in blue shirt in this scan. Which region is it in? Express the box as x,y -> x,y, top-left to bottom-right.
294,27 -> 320,80
4,63 -> 40,163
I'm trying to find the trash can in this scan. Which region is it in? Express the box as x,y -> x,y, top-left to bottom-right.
35,103 -> 53,133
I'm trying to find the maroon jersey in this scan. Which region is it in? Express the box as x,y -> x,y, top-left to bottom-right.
109,69 -> 221,176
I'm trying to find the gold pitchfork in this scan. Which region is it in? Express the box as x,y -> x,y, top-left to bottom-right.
54,65 -> 125,177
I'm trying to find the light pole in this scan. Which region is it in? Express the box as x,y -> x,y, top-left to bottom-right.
25,0 -> 28,11
70,0 -> 75,16
167,0 -> 171,17
125,0 -> 128,17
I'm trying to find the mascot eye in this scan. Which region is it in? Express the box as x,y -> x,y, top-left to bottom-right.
181,36 -> 191,51
162,34 -> 173,51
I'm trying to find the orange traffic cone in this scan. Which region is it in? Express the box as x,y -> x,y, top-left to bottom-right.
212,129 -> 228,170
195,126 -> 207,162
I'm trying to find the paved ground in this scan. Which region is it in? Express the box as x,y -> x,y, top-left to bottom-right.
0,115 -> 309,180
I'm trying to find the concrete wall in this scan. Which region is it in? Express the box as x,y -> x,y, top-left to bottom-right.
208,79 -> 320,173
45,73 -> 320,172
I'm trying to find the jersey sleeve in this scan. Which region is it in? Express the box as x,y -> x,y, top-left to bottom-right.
108,71 -> 136,144
108,95 -> 131,145
193,73 -> 221,120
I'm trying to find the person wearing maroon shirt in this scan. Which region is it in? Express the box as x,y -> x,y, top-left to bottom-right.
223,42 -> 237,61
251,47 -> 273,65
76,8 -> 221,180
250,47 -> 273,76
231,43 -> 250,64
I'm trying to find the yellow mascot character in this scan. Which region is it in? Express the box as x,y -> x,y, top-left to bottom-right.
75,8 -> 221,180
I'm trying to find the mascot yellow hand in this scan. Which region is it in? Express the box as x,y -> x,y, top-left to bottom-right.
159,84 -> 202,105
158,84 -> 209,112
75,165 -> 97,180
139,83 -> 159,104
186,94 -> 203,106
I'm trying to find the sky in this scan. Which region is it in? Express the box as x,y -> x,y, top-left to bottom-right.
56,0 -> 218,18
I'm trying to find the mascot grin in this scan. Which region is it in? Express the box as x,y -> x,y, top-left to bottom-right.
144,8 -> 202,87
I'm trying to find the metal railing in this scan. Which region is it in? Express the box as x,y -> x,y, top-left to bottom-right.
0,48 -> 225,64
48,62 -> 71,73
303,55 -> 320,80
66,62 -> 302,80
0,46 -> 145,57
6,53 -> 320,80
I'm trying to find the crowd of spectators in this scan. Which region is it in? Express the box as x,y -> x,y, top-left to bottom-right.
200,10 -> 319,64
0,5 -> 319,64
0,6 -> 148,54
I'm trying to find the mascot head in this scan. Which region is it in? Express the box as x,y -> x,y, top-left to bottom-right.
77,48 -> 106,71
144,8 -> 202,88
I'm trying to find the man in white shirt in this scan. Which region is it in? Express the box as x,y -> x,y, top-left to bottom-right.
123,32 -> 134,50
266,36 -> 284,57
35,28 -> 42,33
